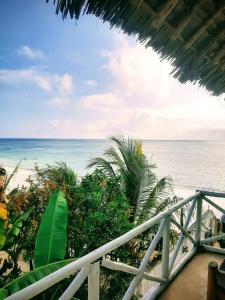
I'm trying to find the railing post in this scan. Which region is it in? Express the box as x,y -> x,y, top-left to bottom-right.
195,194 -> 203,245
88,261 -> 100,300
169,199 -> 197,272
162,215 -> 170,280
122,220 -> 165,300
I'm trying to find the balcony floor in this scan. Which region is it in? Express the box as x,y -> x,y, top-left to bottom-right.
157,252 -> 225,300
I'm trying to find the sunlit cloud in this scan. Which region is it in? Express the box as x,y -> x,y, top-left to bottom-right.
84,80 -> 97,86
17,45 -> 44,60
81,93 -> 123,112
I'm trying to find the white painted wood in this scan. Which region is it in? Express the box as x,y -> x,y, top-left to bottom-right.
58,266 -> 90,300
161,216 -> 170,280
171,217 -> 195,245
141,283 -> 167,300
122,220 -> 165,300
197,190 -> 225,198
102,259 -> 166,283
200,233 -> 225,244
169,247 -> 197,281
203,196 -> 225,215
5,193 -> 200,300
195,196 -> 202,243
201,244 -> 225,255
88,261 -> 100,300
141,247 -> 197,300
169,199 -> 196,272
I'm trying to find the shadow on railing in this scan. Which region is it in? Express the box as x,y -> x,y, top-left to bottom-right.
5,190 -> 225,300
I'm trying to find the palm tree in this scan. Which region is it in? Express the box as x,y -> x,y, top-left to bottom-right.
88,135 -> 174,224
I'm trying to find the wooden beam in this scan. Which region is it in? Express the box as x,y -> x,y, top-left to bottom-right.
102,259 -> 166,283
211,41 -> 225,65
171,216 -> 196,245
58,266 -> 90,300
201,233 -> 225,244
198,190 -> 225,198
202,244 -> 225,255
203,196 -> 225,215
162,216 -> 170,280
152,0 -> 179,28
88,262 -> 100,300
169,199 -> 197,272
123,220 -> 165,300
207,262 -> 218,300
185,3 -> 225,49
172,2 -> 203,40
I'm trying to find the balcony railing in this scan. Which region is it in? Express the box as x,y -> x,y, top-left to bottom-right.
5,190 -> 225,300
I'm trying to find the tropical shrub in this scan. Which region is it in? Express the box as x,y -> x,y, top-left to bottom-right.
0,136 -> 181,299
88,135 -> 174,224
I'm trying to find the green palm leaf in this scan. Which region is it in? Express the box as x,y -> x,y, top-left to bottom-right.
3,162 -> 20,192
34,190 -> 68,268
3,258 -> 75,296
138,177 -> 173,222
87,157 -> 116,178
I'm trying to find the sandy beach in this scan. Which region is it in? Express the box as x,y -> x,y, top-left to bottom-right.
4,166 -> 33,191
2,164 -> 223,220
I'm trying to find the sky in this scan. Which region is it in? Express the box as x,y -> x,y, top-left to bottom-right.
1,1 -> 225,140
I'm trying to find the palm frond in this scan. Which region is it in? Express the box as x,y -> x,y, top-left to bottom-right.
3,162 -> 21,192
137,176 -> 173,222
104,146 -> 124,170
37,162 -> 77,188
87,157 -> 116,178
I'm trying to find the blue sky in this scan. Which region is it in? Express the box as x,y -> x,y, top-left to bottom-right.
1,1 -> 225,139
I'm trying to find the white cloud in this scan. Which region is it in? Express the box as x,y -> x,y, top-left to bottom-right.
2,32 -> 225,139
48,97 -> 70,109
53,74 -> 74,95
81,93 -> 123,112
102,34 -> 174,105
44,33 -> 225,139
84,80 -> 97,86
35,75 -> 52,91
17,45 -> 44,60
0,69 -> 74,109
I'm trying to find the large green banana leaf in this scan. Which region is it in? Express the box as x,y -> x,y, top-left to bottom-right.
34,190 -> 68,268
0,289 -> 7,300
4,206 -> 34,249
3,258 -> 75,296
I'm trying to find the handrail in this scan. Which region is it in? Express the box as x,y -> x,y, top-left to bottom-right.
5,190 -> 225,300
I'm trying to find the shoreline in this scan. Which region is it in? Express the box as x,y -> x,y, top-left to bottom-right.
3,164 -> 222,194
3,166 -> 223,218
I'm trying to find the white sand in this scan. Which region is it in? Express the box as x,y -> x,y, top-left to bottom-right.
4,166 -> 33,191
3,167 -> 223,218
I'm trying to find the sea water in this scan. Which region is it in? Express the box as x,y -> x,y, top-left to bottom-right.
0,138 -> 225,193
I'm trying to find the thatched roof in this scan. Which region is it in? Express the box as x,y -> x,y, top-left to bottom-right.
48,0 -> 225,96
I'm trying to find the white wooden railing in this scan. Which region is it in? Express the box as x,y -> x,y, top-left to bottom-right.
5,190 -> 225,300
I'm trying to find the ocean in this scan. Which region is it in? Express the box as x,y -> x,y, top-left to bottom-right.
0,138 -> 225,194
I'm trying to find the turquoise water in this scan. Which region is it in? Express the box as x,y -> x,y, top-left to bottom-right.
0,139 -> 225,192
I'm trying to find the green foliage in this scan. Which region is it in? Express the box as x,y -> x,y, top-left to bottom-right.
0,289 -> 7,299
4,206 -> 34,249
74,170 -> 133,256
0,220 -> 6,251
34,190 -> 68,267
0,136 -> 181,298
88,135 -> 174,223
3,259 -> 75,296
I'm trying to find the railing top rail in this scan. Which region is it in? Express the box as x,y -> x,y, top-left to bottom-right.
5,192 -> 201,300
197,190 -> 225,198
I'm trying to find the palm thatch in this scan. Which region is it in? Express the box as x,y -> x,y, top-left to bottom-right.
48,0 -> 225,96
